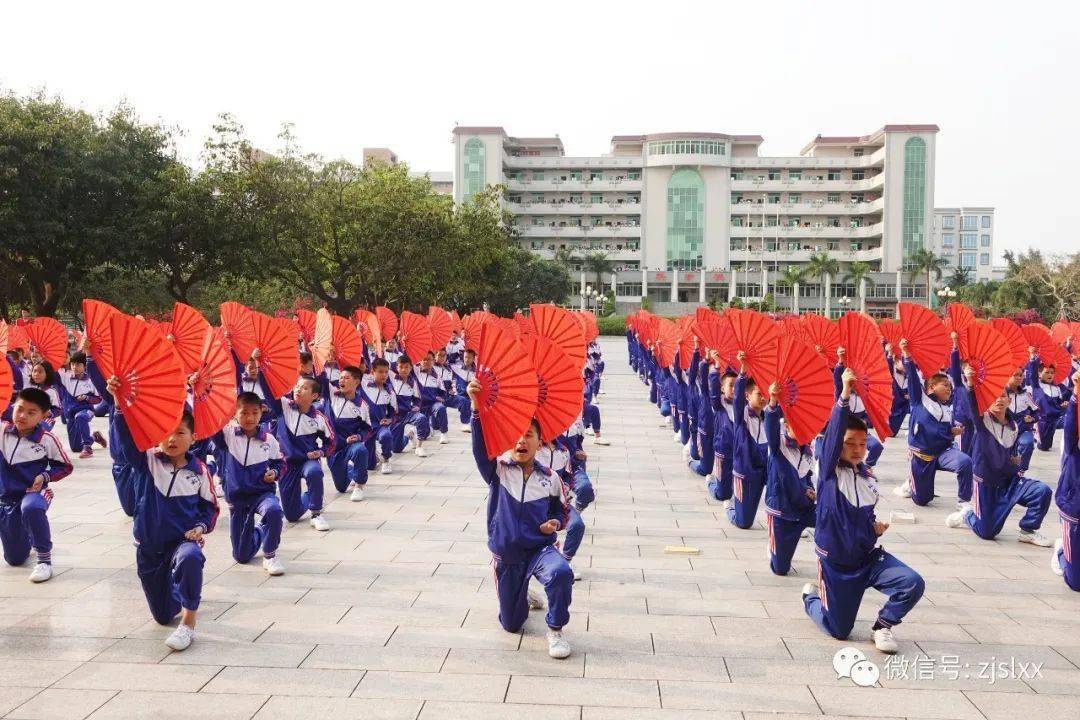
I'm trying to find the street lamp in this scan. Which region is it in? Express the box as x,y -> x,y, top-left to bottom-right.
936,286 -> 957,303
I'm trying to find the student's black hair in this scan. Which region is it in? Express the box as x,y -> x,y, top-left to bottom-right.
341,365 -> 364,377
69,351 -> 87,366
297,376 -> 322,396
529,417 -> 543,439
299,351 -> 313,364
424,351 -> 435,359
30,360 -> 56,388
1043,362 -> 1057,371
396,354 -> 413,366
845,414 -> 868,433
15,387 -> 52,413
179,409 -> 195,433
236,391 -> 263,408
371,358 -> 390,370
464,348 -> 476,356
925,372 -> 950,389
720,370 -> 738,381
743,376 -> 757,392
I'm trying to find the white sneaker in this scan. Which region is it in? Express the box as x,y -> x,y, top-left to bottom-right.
673,433 -> 681,444
1018,529 -> 1052,547
1051,539 -> 1064,576
594,436 -> 610,446
956,501 -> 973,513
165,624 -> 195,651
263,556 -> 285,576
892,483 -> 912,498
945,508 -> 971,529
28,563 -> 52,583
381,459 -> 392,475
414,445 -> 429,458
439,432 -> 449,445
659,419 -> 669,428
350,485 -> 365,502
310,515 -> 331,532
584,427 -> 594,436
570,560 -> 582,581
527,588 -> 546,610
664,416 -> 672,427
461,426 -> 472,434
800,528 -> 813,540
682,443 -> 692,461
546,629 -> 571,659
722,499 -> 733,511
801,582 -> 818,599
873,627 -> 899,654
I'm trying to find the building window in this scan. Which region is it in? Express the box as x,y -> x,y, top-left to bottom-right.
980,253 -> 990,266
533,171 -> 544,182
616,282 -> 643,296
854,148 -> 865,157
590,193 -> 602,204
960,252 -> 977,269
980,234 -> 990,247
981,215 -> 991,228
736,283 -> 762,297
827,170 -> 842,181
960,233 -> 978,249
901,285 -> 927,299
462,138 -> 486,200
827,193 -> 841,203
961,216 -> 978,230
666,168 -> 704,271
942,233 -> 954,248
902,137 -> 927,264
789,170 -> 802,181
788,193 -> 800,204
852,170 -> 865,180
769,193 -> 781,204
941,215 -> 955,229
647,140 -> 726,156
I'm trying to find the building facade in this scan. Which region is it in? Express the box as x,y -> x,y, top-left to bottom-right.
931,207 -> 996,282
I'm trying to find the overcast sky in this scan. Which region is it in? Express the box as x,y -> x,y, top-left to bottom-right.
4,1 -> 1078,260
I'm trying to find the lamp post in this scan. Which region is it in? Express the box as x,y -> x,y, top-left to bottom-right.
838,295 -> 851,318
936,286 -> 957,310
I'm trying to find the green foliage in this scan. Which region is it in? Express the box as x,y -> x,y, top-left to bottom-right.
598,315 -> 626,336
948,266 -> 972,288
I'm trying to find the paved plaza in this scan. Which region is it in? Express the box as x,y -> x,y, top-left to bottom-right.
0,337 -> 1077,719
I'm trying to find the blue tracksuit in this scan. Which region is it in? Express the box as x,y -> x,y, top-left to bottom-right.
415,368 -> 449,435
1027,358 -> 1071,451
1007,387 -> 1038,472
1055,397 -> 1080,591
471,415 -> 572,632
448,363 -> 476,425
360,379 -> 397,466
956,387 -> 1051,540
113,412 -> 218,625
709,393 -> 736,502
233,354 -> 276,430
210,423 -> 285,563
904,353 -> 972,505
885,355 -> 910,436
764,406 -> 816,575
728,373 -> 768,529
86,356 -> 135,516
539,440 -> 593,562
56,369 -> 101,452
804,400 -> 925,639
689,367 -> 716,476
391,373 -> 430,450
0,422 -> 72,566
832,363 -> 883,467
322,389 -> 372,492
275,397 -> 336,522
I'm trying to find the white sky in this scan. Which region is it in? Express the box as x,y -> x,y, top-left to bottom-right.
4,0 -> 1078,260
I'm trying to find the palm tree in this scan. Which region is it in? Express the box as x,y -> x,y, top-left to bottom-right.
843,261 -> 875,313
948,266 -> 972,288
806,251 -> 840,313
907,248 -> 948,308
581,250 -> 614,296
775,265 -> 808,314
553,246 -> 580,269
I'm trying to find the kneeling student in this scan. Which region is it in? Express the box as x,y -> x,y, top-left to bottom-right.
466,380 -> 574,659
803,369 -> 925,654
210,392 -> 287,575
276,377 -> 335,530
1051,374 -> 1080,588
107,377 -> 218,651
764,382 -> 816,575
0,388 -> 73,583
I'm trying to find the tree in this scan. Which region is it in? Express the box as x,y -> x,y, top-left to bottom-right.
948,266 -> 972,288
553,246 -> 580,270
581,251 -> 614,295
956,280 -> 999,315
774,265 -> 807,313
907,248 -> 948,308
806,252 -> 840,309
479,246 -> 574,315
996,250 -> 1080,320
843,261 -> 875,312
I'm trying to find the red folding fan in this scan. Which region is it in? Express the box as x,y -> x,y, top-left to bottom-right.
311,309 -> 363,374
877,318 -> 904,357
769,335 -> 835,446
102,314 -> 187,451
398,311 -> 434,362
1051,321 -> 1072,348
898,302 -> 950,377
449,310 -> 463,334
24,317 -> 68,369
1071,322 -> 1080,355
428,306 -> 454,351
220,301 -> 257,362
191,330 -> 237,438
376,306 -> 398,341
945,303 -> 975,359
0,360 -> 12,416
248,311 -> 300,399
726,309 -> 780,385
989,318 -> 1029,370
800,313 -> 841,365
964,322 -> 1014,415
778,315 -> 804,340
694,316 -> 738,369
530,303 -> 587,369
474,323 -> 540,459
513,311 -> 535,338
82,299 -> 120,366
522,334 -> 584,442
295,309 -> 317,346
168,302 -> 209,375
6,324 -> 28,353
498,316 -> 522,342
695,307 -> 720,325
676,325 -> 695,371
580,312 -> 600,343
1023,325 -> 1070,384
354,308 -> 383,352
837,311 -> 893,442
0,320 -> 7,355
461,312 -> 489,353
652,318 -> 681,369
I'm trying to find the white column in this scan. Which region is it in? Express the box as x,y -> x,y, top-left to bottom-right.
728,267 -> 738,301
641,267 -> 648,300
793,282 -> 800,314
761,267 -> 768,303
859,278 -> 867,313
699,271 -> 706,303
824,273 -> 832,316
671,270 -> 679,303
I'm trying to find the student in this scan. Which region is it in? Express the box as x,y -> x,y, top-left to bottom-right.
832,348 -> 883,467
323,366 -> 372,501
0,388 -> 73,583
234,350 -> 275,430
764,383 -> 816,575
449,349 -> 477,431
1052,374 -> 1080,588
24,362 -> 61,431
210,393 -> 286,574
1027,348 -> 1071,452
275,376 -> 335,530
803,369 -> 924,654
688,354 -> 716,477
384,338 -> 402,366
56,352 -> 106,458
581,374 -> 609,446
884,345 -> 910,436
107,379 -> 218,651
465,379 -> 574,659
445,331 -> 465,366
6,349 -> 28,393
725,353 -> 769,529
945,369 -> 1052,546
84,351 -> 137,516
1005,368 -> 1038,472
708,367 -> 737,503
415,352 -> 450,445
897,339 -> 972,507
391,355 -> 431,457
537,436 -> 589,580
361,358 -> 398,474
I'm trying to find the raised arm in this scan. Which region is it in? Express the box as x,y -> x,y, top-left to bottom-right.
819,370 -> 856,480
948,345 -> 963,391
466,380 -> 497,483
764,400 -> 783,455
733,372 -> 748,428
902,341 -> 923,406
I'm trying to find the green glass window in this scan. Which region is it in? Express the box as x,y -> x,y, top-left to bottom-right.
462,138 -> 485,200
666,168 -> 704,270
902,137 -> 927,261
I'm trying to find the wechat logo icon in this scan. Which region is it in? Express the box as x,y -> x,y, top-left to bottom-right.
833,647 -> 880,687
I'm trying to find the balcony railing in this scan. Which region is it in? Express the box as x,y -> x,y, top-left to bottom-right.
505,178 -> 642,192
732,222 -> 884,239
505,201 -> 642,215
503,156 -> 642,169
729,175 -> 884,193
730,198 -> 884,215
